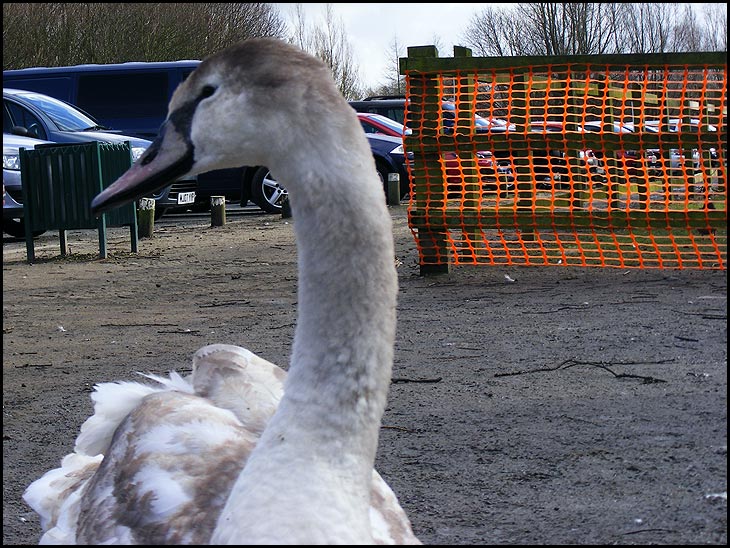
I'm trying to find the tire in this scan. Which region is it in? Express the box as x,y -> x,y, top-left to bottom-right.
3,219 -> 45,239
154,206 -> 168,220
250,166 -> 288,214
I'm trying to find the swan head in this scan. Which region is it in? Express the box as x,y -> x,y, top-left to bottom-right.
91,38 -> 351,216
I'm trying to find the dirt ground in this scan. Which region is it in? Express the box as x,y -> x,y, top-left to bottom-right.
2,205 -> 727,545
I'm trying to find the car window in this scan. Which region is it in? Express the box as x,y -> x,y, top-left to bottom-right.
4,100 -> 47,139
364,106 -> 404,125
3,102 -> 15,133
386,108 -> 404,124
9,92 -> 99,132
360,121 -> 381,134
77,73 -> 169,118
3,76 -> 73,102
374,115 -> 410,135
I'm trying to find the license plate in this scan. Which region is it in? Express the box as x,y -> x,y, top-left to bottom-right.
177,192 -> 195,205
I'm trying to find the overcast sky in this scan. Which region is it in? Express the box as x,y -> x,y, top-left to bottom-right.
273,3 -> 491,90
273,3 -> 718,93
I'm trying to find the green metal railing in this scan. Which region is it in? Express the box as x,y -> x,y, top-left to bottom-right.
19,141 -> 138,263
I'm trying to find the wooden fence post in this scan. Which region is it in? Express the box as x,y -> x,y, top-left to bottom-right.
387,173 -> 401,206
137,198 -> 155,237
211,196 -> 226,226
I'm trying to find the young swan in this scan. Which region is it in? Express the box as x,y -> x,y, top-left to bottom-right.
23,38 -> 420,545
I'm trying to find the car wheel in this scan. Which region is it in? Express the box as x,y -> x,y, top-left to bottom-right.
250,166 -> 287,213
3,219 -> 45,238
154,206 -> 168,220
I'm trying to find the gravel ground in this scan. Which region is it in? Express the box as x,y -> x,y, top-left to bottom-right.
3,206 -> 727,545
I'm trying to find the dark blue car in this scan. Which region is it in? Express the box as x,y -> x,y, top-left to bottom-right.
244,133 -> 412,214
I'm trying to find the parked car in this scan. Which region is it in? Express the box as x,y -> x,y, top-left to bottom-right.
3,133 -> 52,237
645,147 -> 719,177
349,96 -> 514,134
356,112 -> 514,196
3,87 -> 197,218
365,133 -> 412,198
644,118 -> 717,133
580,120 -> 635,133
357,112 -> 412,137
441,101 -> 515,134
4,61 -> 200,140
249,132 -> 412,214
643,119 -> 720,181
527,120 -> 610,189
348,95 -> 410,124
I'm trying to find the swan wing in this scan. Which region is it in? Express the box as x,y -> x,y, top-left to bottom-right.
370,471 -> 422,545
23,345 -> 271,544
74,390 -> 258,544
191,344 -> 285,434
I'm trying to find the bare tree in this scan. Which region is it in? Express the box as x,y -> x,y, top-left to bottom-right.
460,2 -> 727,56
622,4 -> 678,53
371,36 -> 407,97
671,4 -> 706,51
461,5 -> 522,57
285,3 -> 362,99
462,3 -> 624,56
289,3 -> 309,52
700,3 -> 728,51
516,3 -> 625,55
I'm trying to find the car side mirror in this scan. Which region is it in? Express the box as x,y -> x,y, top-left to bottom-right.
10,126 -> 32,137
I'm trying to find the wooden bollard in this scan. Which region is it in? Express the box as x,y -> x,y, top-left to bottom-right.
386,173 -> 401,206
210,196 -> 226,226
137,197 -> 155,238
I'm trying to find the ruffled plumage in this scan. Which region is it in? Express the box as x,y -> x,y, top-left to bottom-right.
24,345 -> 420,544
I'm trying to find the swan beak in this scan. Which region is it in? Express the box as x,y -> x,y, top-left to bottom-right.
91,121 -> 194,217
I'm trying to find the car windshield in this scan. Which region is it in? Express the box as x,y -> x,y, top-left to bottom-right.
15,91 -> 100,132
371,114 -> 412,136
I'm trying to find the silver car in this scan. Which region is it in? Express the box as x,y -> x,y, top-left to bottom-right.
3,132 -> 53,238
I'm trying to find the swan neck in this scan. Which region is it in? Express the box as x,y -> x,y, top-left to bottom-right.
214,120 -> 398,544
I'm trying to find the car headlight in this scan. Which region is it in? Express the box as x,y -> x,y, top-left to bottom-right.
3,152 -> 21,171
390,144 -> 404,155
131,146 -> 147,162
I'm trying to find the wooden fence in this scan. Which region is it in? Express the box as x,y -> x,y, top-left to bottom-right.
400,47 -> 727,274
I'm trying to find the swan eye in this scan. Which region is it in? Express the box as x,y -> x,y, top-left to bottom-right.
200,85 -> 217,99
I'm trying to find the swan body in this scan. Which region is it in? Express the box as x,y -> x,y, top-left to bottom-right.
24,346 -> 418,544
23,38 -> 419,544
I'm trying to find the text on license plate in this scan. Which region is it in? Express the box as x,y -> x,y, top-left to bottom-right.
177,192 -> 196,205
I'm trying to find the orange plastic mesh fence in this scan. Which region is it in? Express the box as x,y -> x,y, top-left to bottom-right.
403,54 -> 727,270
